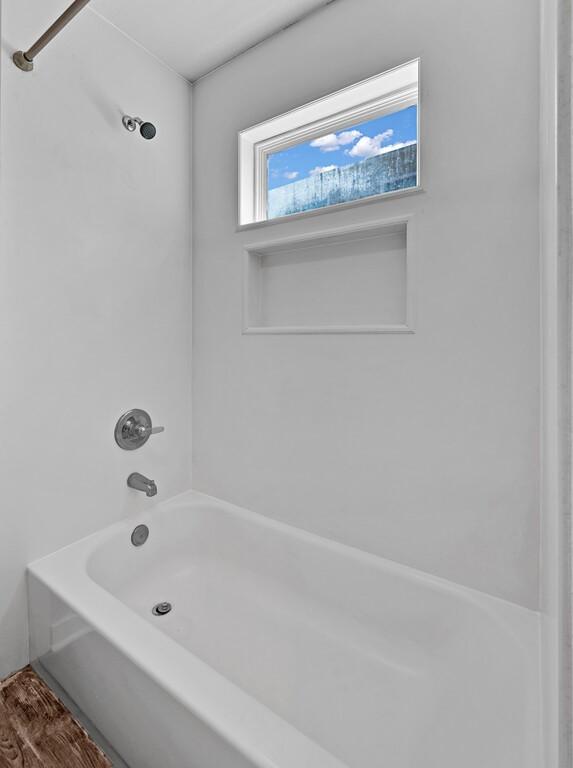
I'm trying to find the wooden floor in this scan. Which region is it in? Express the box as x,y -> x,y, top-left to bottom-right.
0,666 -> 112,768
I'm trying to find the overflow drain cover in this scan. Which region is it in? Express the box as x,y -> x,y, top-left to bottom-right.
152,602 -> 172,616
131,524 -> 149,547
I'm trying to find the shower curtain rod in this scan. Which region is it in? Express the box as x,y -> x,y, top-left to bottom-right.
13,0 -> 91,72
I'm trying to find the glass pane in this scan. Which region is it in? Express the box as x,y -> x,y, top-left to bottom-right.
267,105 -> 417,220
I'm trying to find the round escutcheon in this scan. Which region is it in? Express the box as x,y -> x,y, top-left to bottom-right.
131,524 -> 149,547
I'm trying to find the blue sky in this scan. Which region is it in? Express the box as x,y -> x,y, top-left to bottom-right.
267,105 -> 417,191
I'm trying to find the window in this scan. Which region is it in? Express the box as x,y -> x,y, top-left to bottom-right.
239,59 -> 419,226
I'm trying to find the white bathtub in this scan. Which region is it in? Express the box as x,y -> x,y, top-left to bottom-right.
28,490 -> 542,768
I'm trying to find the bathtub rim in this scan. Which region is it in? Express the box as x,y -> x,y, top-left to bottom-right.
36,488 -> 542,618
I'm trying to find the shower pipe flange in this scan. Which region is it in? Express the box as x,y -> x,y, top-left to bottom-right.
13,51 -> 34,72
12,0 -> 91,73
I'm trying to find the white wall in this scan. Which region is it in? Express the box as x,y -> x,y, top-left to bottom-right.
0,0 -> 192,677
192,0 -> 540,608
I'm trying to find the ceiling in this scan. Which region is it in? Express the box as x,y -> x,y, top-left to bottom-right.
92,0 -> 332,81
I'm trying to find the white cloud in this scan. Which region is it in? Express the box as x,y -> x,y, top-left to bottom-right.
347,129 -> 395,159
310,129 -> 362,152
309,164 -> 338,176
283,171 -> 299,180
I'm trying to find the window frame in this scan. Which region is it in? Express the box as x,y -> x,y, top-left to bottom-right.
238,58 -> 420,226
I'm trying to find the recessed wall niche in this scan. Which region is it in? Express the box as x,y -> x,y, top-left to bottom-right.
243,218 -> 415,334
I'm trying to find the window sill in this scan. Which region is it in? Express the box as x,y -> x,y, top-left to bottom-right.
242,324 -> 415,335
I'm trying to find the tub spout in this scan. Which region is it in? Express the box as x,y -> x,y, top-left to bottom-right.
127,472 -> 157,497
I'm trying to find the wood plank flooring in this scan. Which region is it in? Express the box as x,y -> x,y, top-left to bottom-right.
0,666 -> 112,768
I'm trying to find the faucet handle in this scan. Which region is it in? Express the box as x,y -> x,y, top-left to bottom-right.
115,409 -> 165,450
135,423 -> 165,437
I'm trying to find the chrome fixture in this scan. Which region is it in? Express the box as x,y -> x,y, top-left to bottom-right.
122,115 -> 157,140
13,0 -> 91,72
152,602 -> 172,617
115,409 -> 164,451
127,472 -> 157,498
131,524 -> 149,547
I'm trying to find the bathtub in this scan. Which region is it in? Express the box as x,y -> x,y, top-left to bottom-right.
28,490 -> 542,768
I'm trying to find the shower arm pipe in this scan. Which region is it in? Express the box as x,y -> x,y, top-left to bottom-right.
13,0 -> 91,72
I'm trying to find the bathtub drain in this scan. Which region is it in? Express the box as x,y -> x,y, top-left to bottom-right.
152,602 -> 172,616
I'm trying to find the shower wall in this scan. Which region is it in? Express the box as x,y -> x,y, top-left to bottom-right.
192,0 -> 540,608
0,0 -> 192,677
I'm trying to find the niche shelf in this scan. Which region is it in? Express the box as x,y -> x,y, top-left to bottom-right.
243,217 -> 415,334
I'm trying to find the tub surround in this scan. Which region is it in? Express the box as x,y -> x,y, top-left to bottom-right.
192,0 -> 540,609
0,0 -> 193,679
